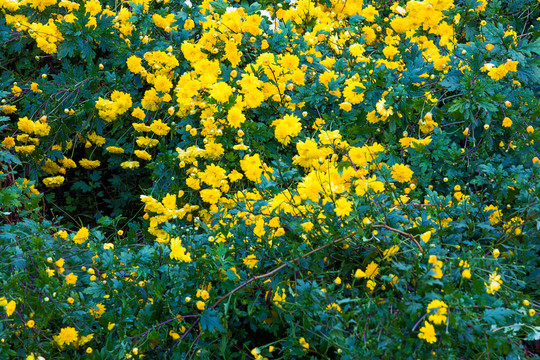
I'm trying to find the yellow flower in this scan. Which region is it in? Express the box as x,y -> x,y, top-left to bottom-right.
134,150 -> 152,161
15,145 -> 36,154
428,255 -> 443,279
1,105 -> 17,114
354,269 -> 365,279
502,117 -> 512,127
272,287 -> 287,308
184,19 -> 195,30
150,119 -> 170,136
272,114 -> 302,145
462,269 -> 471,279
227,106 -> 246,128
53,326 -> 78,346
199,188 -> 222,204
84,0 -> 101,16
43,176 -> 65,188
242,254 -> 259,269
209,82 -> 234,103
73,227 -> 89,244
391,163 -> 414,183
383,245 -> 399,260
339,101 -> 352,112
420,231 -> 431,243
55,258 -> 65,268
418,321 -> 437,343
334,197 -> 352,218
65,272 -> 78,286
196,289 -> 210,301
427,300 -> 448,325
136,136 -> 159,148
106,146 -> 125,154
484,205 -> 502,225
120,161 -> 140,169
2,136 -> 15,149
299,337 -> 309,351
170,237 -> 192,262
79,159 -> 100,169
485,271 -> 503,295
240,154 -> 263,183
12,85 -> 22,97
131,107 -> 146,120
87,132 -> 106,146
5,300 -> 16,316
153,75 -> 173,93
89,303 -> 106,319
196,301 -> 205,310
326,302 -> 342,312
365,261 -> 379,279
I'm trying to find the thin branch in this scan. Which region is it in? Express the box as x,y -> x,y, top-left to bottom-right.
211,231 -> 359,309
170,231 -> 361,346
370,224 -> 423,253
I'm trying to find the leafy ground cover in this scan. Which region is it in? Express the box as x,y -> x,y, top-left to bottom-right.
1,0 -> 539,358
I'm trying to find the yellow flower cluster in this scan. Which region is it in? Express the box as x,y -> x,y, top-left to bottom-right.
42,175 -> 65,187
17,116 -> 51,136
95,90 -> 133,122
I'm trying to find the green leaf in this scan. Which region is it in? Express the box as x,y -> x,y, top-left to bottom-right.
209,0 -> 228,15
84,282 -> 108,299
520,37 -> 540,56
200,308 -> 224,332
484,307 -> 514,325
0,150 -> 22,166
524,327 -> 540,341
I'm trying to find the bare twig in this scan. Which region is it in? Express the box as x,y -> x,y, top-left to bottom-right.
371,224 -> 423,253
168,231 -> 361,348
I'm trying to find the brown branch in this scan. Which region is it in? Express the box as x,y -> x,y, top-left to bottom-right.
170,231 -> 361,345
371,224 -> 424,253
211,231 -> 359,309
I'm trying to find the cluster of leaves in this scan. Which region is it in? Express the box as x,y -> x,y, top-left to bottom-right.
1,0 -> 539,359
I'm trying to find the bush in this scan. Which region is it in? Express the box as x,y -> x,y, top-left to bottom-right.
1,0 -> 539,358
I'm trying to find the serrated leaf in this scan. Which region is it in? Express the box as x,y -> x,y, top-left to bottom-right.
84,282 -> 108,299
520,37 -> 540,56
524,327 -> 540,341
484,307 -> 514,325
199,308 -> 224,332
0,151 -> 22,165
209,0 -> 227,15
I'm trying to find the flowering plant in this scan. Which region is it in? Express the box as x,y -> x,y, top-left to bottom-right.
1,0 -> 539,358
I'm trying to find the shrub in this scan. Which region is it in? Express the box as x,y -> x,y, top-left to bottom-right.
1,0 -> 539,358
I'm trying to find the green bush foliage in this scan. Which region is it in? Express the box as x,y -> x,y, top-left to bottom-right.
1,0 -> 539,358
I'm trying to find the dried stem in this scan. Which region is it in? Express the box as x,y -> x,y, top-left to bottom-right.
370,224 -> 424,253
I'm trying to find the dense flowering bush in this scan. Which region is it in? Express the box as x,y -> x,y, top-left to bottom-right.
1,0 -> 539,358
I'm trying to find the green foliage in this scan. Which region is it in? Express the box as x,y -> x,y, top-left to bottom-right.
1,0 -> 539,359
